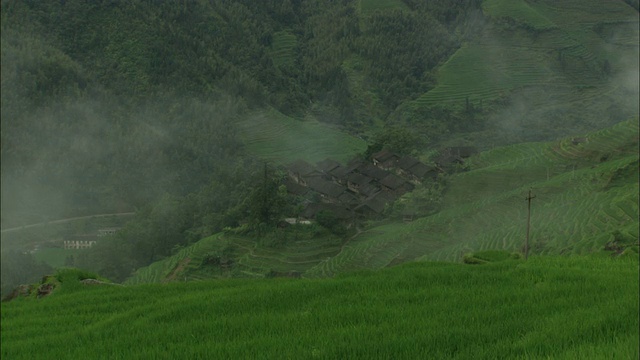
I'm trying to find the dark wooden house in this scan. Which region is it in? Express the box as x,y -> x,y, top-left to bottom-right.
435,147 -> 477,168
301,203 -> 353,221
346,173 -> 373,193
380,173 -> 413,195
358,163 -> 391,182
316,159 -> 341,176
288,159 -> 322,185
306,177 -> 347,203
372,149 -> 399,170
354,192 -> 398,218
395,156 -> 435,183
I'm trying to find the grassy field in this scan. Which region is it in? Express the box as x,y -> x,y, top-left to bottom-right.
237,107 -> 367,165
2,255 -> 638,359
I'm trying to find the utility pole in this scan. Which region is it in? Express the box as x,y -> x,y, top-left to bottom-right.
525,188 -> 536,260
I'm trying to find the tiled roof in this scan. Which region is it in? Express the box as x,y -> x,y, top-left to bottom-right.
355,192 -> 398,214
407,162 -> 436,178
380,174 -> 407,190
347,173 -> 373,186
316,159 -> 341,173
288,159 -> 316,176
301,203 -> 352,220
372,149 -> 398,163
358,163 -> 390,181
397,156 -> 420,171
306,178 -> 346,198
283,178 -> 309,196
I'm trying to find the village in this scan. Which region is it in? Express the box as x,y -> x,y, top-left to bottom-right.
281,147 -> 476,224
54,147 -> 477,251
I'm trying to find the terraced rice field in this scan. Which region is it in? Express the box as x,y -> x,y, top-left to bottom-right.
483,0 -> 557,31
358,0 -> 408,15
232,234 -> 342,274
270,30 -> 296,69
305,224 -> 417,277
126,230 -> 345,283
412,0 -> 637,108
125,233 -> 227,285
414,120 -> 639,262
304,120 -> 638,271
412,41 -> 559,107
237,108 -> 366,164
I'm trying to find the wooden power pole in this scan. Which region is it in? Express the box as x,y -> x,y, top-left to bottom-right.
525,188 -> 536,260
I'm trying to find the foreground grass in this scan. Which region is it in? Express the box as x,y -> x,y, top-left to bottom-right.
2,255 -> 638,359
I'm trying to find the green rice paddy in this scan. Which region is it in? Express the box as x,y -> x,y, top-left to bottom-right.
2,255 -> 638,359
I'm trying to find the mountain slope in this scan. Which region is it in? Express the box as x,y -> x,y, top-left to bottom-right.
126,119 -> 638,283
395,0 -> 638,144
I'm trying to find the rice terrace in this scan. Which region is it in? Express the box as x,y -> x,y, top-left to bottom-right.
1,0 -> 638,359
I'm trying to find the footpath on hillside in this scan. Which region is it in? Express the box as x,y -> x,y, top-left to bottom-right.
0,213 -> 136,234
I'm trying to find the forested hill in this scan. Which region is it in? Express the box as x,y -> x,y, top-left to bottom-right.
2,0 -> 479,123
1,0 -> 481,228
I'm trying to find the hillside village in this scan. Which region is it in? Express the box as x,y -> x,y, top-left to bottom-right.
282,147 -> 476,223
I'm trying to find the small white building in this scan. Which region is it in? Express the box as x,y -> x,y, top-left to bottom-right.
64,240 -> 97,250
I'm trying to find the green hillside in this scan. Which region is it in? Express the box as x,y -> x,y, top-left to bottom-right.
125,230 -> 344,285
311,120 -> 639,275
238,108 -> 366,164
413,0 -> 637,107
127,119 -> 638,283
402,0 -> 638,146
3,256 -> 638,359
2,0 -> 638,301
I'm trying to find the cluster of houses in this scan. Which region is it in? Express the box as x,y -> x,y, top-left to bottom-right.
282,150 -> 437,222
282,147 -> 477,224
63,240 -> 97,250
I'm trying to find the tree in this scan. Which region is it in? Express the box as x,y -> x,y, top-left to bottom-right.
247,165 -> 288,233
316,210 -> 347,236
365,125 -> 423,158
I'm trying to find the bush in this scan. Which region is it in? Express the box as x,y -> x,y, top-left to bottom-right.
52,268 -> 111,289
316,210 -> 347,236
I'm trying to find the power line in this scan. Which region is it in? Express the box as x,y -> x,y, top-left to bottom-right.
525,188 -> 536,260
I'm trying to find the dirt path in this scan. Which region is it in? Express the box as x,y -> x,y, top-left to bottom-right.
164,258 -> 192,282
1,212 -> 136,233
